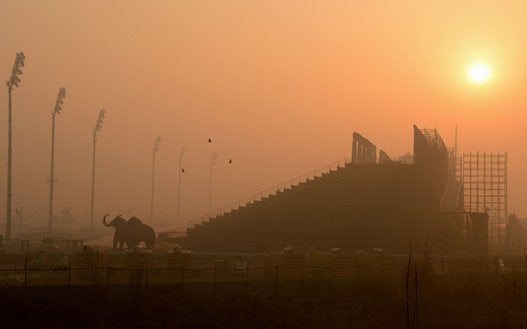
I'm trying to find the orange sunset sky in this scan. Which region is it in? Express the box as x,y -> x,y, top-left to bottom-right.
1,0 -> 526,230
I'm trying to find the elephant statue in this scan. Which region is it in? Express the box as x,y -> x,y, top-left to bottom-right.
102,214 -> 156,249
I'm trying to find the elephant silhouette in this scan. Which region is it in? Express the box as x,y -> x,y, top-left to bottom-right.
102,214 -> 156,249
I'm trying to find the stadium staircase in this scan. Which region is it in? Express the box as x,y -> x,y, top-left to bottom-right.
185,157 -> 350,238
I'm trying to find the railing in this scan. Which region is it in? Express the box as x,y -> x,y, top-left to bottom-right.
0,263 -> 406,290
186,157 -> 350,228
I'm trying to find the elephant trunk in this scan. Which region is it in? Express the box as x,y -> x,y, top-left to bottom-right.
102,214 -> 111,227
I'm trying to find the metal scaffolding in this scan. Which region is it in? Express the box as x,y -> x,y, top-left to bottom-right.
440,147 -> 463,212
462,152 -> 508,251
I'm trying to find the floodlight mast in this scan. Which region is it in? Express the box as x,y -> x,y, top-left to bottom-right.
177,146 -> 185,226
209,152 -> 218,214
5,52 -> 25,239
47,87 -> 67,234
150,137 -> 162,226
90,109 -> 105,230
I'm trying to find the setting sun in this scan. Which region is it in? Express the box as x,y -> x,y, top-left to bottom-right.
468,62 -> 491,84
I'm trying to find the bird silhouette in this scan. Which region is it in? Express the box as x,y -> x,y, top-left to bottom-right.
208,138 -> 212,143
181,168 -> 185,173
228,159 -> 232,164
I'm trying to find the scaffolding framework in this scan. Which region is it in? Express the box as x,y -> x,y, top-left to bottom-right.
440,147 -> 463,212
462,152 -> 507,251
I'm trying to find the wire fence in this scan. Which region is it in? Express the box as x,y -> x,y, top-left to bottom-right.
0,263 -> 403,288
1,253 -> 525,289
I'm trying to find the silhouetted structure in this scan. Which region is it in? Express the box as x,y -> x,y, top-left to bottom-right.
177,146 -> 185,225
462,152 -> 507,251
47,87 -> 67,234
5,52 -> 25,239
90,109 -> 106,230
181,126 -> 489,253
150,137 -> 162,225
102,214 -> 156,249
507,214 -> 527,253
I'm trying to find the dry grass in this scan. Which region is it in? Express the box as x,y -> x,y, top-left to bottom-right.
1,269 -> 527,328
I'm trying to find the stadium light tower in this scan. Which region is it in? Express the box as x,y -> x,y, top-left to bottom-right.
90,109 -> 106,230
209,152 -> 218,214
177,146 -> 185,226
150,137 -> 162,226
5,52 -> 25,239
47,87 -> 67,234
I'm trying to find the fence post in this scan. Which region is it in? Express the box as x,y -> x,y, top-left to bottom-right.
213,266 -> 217,296
382,256 -> 387,279
93,264 -> 99,287
106,262 -> 110,287
513,259 -> 518,304
405,251 -> 412,329
24,259 -> 28,291
181,268 -> 185,295
273,266 -> 279,297
300,261 -> 305,298
180,268 -> 184,285
145,267 -> 149,294
328,266 -> 333,299
244,262 -> 249,295
67,264 -> 71,294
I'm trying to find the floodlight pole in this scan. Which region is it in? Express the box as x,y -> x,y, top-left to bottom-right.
150,137 -> 162,226
47,112 -> 57,233
5,52 -> 25,239
90,109 -> 105,230
47,88 -> 66,234
16,207 -> 23,237
209,153 -> 218,214
6,87 -> 13,239
176,147 -> 185,226
209,161 -> 213,213
150,149 -> 156,224
90,130 -> 97,229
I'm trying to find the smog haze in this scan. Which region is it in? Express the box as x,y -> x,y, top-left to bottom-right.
1,0 -> 526,230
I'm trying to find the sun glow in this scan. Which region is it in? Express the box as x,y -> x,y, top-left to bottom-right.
468,62 -> 491,84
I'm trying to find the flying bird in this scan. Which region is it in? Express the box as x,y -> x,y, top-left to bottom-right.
208,138 -> 212,143
181,168 -> 185,173
228,159 -> 232,164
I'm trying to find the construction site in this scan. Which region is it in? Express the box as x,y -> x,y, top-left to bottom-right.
0,125 -> 522,329
0,125 -> 513,267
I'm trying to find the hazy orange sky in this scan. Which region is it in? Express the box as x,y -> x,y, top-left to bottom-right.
1,0 -> 526,231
